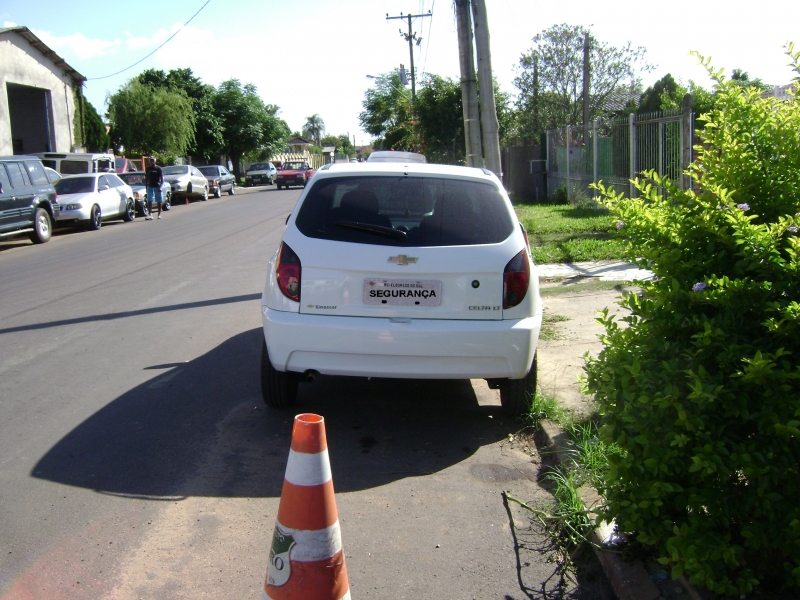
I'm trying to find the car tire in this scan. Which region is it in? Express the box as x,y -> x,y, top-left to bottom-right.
228,184 -> 235,196
499,352 -> 538,416
29,207 -> 52,244
261,339 -> 299,408
277,183 -> 282,190
140,200 -> 150,218
123,198 -> 136,222
163,192 -> 171,211
201,186 -> 208,201
87,205 -> 102,230
213,186 -> 221,199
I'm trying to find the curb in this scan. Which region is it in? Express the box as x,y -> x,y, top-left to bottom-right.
535,420 -> 700,600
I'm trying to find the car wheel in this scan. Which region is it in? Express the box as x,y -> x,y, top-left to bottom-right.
123,198 -> 136,222
140,200 -> 150,218
260,339 -> 299,408
29,207 -> 52,243
213,186 -> 221,199
201,186 -> 208,201
87,205 -> 102,230
163,192 -> 171,211
277,183 -> 282,190
499,352 -> 538,416
228,183 -> 235,196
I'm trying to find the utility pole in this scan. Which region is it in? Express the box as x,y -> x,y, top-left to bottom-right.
386,11 -> 431,102
471,0 -> 501,176
455,0 -> 483,168
582,32 -> 591,144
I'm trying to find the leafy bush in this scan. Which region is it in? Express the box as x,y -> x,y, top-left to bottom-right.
584,48 -> 800,596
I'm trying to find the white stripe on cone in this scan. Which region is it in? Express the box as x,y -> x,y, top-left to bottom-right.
263,592 -> 350,600
270,521 -> 343,562
284,448 -> 332,486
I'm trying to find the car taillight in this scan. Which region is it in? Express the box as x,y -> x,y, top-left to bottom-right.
276,242 -> 301,302
503,249 -> 530,309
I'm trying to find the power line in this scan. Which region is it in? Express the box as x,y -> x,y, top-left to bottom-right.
87,0 -> 212,81
421,0 -> 436,75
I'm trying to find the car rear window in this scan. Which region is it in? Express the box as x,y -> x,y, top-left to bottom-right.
61,160 -> 91,174
24,161 -> 50,185
55,177 -> 95,195
198,166 -> 219,176
119,173 -> 145,186
162,166 -> 188,175
295,175 -> 514,247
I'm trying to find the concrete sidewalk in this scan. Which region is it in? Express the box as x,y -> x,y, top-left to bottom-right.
536,260 -> 654,282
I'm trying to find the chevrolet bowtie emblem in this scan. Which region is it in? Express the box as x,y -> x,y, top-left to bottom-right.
388,255 -> 418,266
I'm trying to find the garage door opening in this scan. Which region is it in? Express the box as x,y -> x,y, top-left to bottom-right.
6,83 -> 55,154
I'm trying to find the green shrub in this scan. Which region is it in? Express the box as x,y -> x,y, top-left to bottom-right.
584,48 -> 800,596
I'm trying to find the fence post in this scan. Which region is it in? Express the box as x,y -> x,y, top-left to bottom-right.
565,125 -> 571,203
629,112 -> 636,198
539,129 -> 550,200
592,120 -> 598,197
681,93 -> 693,190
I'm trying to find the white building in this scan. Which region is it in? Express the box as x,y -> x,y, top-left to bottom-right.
0,26 -> 85,156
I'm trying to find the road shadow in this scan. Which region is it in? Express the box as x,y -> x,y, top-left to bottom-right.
32,328 -> 518,499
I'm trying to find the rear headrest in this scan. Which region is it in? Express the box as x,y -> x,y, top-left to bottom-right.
340,190 -> 380,214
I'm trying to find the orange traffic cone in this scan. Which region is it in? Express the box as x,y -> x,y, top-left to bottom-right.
262,413 -> 350,600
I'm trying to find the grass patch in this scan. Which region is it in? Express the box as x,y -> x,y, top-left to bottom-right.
540,280 -> 633,296
540,313 -> 570,341
514,202 -> 627,263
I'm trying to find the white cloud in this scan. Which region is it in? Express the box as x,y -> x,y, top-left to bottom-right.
125,27 -> 172,51
3,21 -> 18,27
35,29 -> 120,60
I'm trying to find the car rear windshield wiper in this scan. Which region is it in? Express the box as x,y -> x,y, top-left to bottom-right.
335,221 -> 407,241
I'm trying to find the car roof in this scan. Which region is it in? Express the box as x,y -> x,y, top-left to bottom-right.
0,155 -> 42,161
367,150 -> 427,163
313,161 -> 498,183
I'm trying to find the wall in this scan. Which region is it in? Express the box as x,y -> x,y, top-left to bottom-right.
501,145 -> 546,202
0,32 -> 77,156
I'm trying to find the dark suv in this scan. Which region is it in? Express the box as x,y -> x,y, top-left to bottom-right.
0,156 -> 59,244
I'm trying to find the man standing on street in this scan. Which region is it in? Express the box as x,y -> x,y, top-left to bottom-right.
145,156 -> 164,220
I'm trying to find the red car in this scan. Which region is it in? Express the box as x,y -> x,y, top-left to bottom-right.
276,161 -> 315,190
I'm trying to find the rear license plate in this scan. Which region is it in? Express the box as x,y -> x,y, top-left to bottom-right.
363,279 -> 442,306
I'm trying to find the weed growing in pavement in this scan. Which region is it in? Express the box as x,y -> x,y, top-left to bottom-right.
562,421 -> 623,488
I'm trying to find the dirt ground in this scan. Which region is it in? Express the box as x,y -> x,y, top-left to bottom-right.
536,278 -> 634,417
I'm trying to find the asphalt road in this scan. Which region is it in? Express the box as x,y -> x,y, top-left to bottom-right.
0,185 -> 611,599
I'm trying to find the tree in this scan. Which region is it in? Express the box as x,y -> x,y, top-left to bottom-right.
302,114 -> 325,146
137,68 -> 223,160
213,79 -> 290,177
514,24 -> 653,138
358,72 -> 415,151
82,96 -> 109,152
107,80 -> 195,158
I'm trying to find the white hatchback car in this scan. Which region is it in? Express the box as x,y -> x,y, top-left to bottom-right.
54,173 -> 136,230
260,162 -> 542,414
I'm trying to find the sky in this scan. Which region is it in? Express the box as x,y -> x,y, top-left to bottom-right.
3,0 -> 799,147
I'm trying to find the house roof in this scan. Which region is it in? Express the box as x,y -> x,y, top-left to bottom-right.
322,146 -> 336,153
287,137 -> 313,146
0,26 -> 86,83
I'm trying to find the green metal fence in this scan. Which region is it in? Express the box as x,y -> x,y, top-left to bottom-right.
546,104 -> 694,201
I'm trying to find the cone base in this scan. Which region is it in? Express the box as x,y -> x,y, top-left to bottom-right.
264,550 -> 349,600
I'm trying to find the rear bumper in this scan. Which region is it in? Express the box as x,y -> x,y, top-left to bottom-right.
262,297 -> 541,379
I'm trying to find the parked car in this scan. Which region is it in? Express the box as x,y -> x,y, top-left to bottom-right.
198,165 -> 236,197
245,162 -> 277,187
260,162 -> 542,415
117,171 -> 172,216
367,150 -> 427,163
0,155 -> 59,244
275,161 -> 315,190
44,166 -> 61,183
162,165 -> 209,202
54,173 -> 135,230
33,152 -> 116,175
